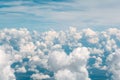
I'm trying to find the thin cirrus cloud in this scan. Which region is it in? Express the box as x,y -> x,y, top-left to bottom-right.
0,0 -> 120,30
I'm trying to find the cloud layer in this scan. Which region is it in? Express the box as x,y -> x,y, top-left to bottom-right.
1,0 -> 120,30
0,27 -> 120,80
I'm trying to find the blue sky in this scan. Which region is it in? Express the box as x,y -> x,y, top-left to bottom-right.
0,0 -> 120,31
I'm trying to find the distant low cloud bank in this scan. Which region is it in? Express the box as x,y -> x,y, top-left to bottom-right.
0,27 -> 120,80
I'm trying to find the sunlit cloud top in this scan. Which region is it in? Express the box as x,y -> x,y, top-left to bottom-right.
0,0 -> 120,31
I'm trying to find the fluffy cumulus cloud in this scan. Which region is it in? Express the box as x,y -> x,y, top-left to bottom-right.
0,49 -> 15,80
0,27 -> 120,80
107,49 -> 120,80
50,47 -> 90,80
31,73 -> 50,80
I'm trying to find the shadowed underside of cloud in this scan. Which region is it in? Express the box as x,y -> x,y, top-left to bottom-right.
0,27 -> 120,80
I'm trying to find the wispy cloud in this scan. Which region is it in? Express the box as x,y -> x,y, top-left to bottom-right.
0,0 -> 120,30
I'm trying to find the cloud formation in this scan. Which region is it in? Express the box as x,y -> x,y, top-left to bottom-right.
0,27 -> 120,80
1,0 -> 120,30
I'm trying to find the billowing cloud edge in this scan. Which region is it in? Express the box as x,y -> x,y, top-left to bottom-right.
0,27 -> 120,80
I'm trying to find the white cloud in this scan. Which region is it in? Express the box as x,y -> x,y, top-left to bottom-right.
107,49 -> 120,80
0,49 -> 15,80
68,47 -> 90,80
16,66 -> 26,73
31,73 -> 50,80
48,50 -> 70,71
20,42 -> 36,53
0,27 -> 120,80
48,47 -> 90,80
55,69 -> 76,80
